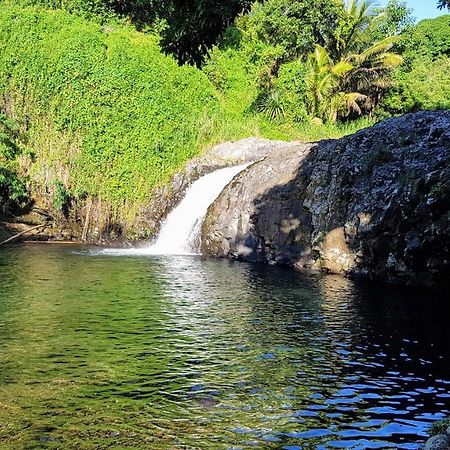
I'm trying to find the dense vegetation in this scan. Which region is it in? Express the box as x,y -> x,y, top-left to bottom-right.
0,6 -> 223,214
0,114 -> 30,215
0,0 -> 449,236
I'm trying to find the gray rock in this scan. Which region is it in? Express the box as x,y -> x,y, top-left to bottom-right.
202,111 -> 450,287
424,434 -> 450,450
205,137 -> 292,163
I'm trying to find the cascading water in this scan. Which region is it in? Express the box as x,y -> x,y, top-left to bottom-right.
101,164 -> 249,256
148,164 -> 248,255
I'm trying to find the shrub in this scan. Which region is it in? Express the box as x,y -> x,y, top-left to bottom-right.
0,113 -> 30,215
381,56 -> 450,115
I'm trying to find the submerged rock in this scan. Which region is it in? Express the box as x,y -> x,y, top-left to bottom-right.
202,111 -> 450,287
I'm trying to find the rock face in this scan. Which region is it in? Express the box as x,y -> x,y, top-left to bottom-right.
202,111 -> 450,287
424,434 -> 450,450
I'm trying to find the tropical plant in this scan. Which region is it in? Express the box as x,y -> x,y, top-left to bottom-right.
305,0 -> 403,121
330,0 -> 376,57
343,36 -> 403,102
306,44 -> 373,121
256,90 -> 286,120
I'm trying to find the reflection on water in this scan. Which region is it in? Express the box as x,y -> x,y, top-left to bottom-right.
0,244 -> 449,449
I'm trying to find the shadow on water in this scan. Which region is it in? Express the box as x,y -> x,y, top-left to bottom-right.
0,245 -> 449,449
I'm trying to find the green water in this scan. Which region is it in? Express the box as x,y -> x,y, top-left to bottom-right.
0,244 -> 449,449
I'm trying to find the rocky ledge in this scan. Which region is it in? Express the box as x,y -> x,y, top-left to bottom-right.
201,111 -> 450,288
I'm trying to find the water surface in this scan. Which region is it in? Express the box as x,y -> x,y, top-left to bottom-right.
0,244 -> 449,449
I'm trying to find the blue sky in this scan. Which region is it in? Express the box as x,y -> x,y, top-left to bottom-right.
377,0 -> 448,21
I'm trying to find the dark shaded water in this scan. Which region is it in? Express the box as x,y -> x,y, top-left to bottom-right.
0,244 -> 449,449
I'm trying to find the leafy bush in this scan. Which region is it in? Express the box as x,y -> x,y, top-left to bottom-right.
381,56 -> 450,115
0,4 -> 220,208
273,60 -> 308,123
400,15 -> 450,63
379,15 -> 450,116
0,167 -> 30,215
52,180 -> 72,215
0,114 -> 30,215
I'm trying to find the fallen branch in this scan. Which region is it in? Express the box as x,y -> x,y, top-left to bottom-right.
0,224 -> 49,246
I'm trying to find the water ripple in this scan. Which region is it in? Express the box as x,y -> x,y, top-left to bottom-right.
0,245 -> 448,449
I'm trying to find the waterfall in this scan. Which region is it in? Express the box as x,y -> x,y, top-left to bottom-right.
101,164 -> 248,256
148,164 -> 248,255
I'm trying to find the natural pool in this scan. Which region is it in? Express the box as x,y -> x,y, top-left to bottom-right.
0,244 -> 449,449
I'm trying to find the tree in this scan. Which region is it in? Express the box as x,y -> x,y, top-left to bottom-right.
400,15 -> 450,63
437,0 -> 450,9
160,0 -> 254,66
246,0 -> 345,60
306,44 -> 356,120
305,0 -> 403,121
361,0 -> 414,45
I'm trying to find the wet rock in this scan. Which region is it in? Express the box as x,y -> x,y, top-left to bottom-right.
202,111 -> 450,287
424,434 -> 450,450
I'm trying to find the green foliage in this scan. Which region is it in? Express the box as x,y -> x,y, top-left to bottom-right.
429,417 -> 450,436
380,15 -> 450,116
360,0 -> 414,46
23,0 -> 255,66
52,180 -> 72,215
0,4 -> 221,207
256,91 -> 285,121
0,168 -> 30,214
0,114 -> 30,215
273,60 -> 308,122
400,15 -> 450,63
22,0 -> 114,21
245,0 -> 344,61
161,0 -> 254,67
302,0 -> 404,122
381,56 -> 450,114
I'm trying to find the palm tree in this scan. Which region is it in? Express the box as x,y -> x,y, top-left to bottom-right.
343,36 -> 403,103
306,44 -> 360,121
306,0 -> 403,121
334,0 -> 376,56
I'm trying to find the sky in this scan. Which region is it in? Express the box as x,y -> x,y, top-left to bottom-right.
378,0 -> 448,21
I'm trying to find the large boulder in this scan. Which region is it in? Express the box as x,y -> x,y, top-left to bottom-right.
201,111 -> 450,287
